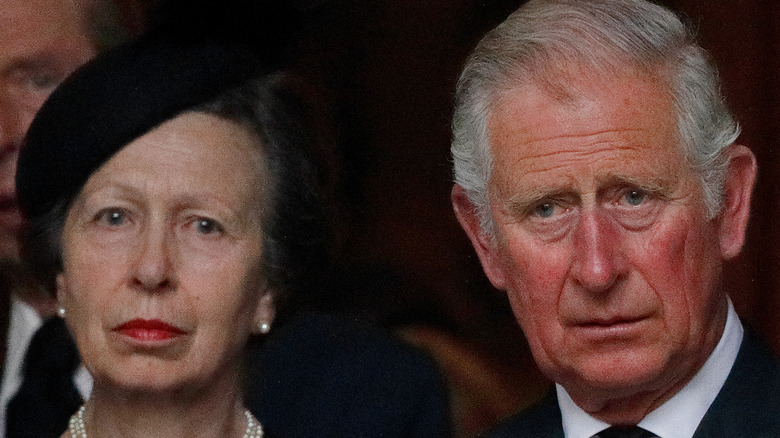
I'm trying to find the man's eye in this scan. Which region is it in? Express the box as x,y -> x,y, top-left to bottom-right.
623,190 -> 647,206
29,73 -> 59,89
533,202 -> 558,218
196,218 -> 223,235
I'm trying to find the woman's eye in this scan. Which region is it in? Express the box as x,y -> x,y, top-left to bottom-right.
96,209 -> 126,226
195,218 -> 224,235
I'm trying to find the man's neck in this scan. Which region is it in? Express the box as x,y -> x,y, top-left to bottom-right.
570,303 -> 729,424
558,301 -> 744,438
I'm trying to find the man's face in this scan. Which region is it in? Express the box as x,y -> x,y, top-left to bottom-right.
0,0 -> 96,261
454,68 -> 753,413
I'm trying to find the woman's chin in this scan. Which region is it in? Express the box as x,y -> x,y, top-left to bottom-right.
92,365 -> 200,397
104,378 -> 189,396
89,357 -> 237,402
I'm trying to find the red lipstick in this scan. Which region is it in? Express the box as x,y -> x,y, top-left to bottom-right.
114,319 -> 187,341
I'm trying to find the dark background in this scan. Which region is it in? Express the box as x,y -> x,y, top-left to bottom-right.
112,1 -> 780,436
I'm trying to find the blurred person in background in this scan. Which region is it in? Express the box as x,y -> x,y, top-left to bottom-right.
0,0 -> 138,435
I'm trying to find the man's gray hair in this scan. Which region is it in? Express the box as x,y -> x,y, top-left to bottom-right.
451,0 -> 740,236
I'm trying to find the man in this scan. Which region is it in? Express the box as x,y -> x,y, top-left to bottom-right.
0,0 -> 122,261
451,0 -> 778,436
0,0 -> 131,435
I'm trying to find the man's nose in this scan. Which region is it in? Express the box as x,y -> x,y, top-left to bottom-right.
0,91 -> 34,150
571,210 -> 626,293
0,145 -> 19,200
130,225 -> 177,293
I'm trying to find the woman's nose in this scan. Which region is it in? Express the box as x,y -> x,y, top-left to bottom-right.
130,226 -> 176,293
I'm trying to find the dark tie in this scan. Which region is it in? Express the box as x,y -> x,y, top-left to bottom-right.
595,426 -> 657,438
5,317 -> 83,438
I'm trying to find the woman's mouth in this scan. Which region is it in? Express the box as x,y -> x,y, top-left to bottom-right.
114,319 -> 188,341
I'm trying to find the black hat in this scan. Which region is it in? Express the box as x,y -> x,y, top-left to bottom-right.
16,34 -> 264,220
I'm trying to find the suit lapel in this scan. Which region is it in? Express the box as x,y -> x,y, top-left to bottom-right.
693,329 -> 780,437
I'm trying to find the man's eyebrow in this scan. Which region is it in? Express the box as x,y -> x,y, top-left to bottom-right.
598,174 -> 670,194
503,186 -> 578,213
500,174 -> 672,213
2,53 -> 62,75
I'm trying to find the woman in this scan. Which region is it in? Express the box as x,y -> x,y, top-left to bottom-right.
15,34 -> 327,438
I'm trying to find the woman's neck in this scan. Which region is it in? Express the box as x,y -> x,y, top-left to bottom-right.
80,380 -> 248,438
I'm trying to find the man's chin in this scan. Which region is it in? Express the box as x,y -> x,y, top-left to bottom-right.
555,349 -> 673,397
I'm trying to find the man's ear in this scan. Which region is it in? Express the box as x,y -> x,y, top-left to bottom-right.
717,144 -> 757,260
451,185 -> 507,290
252,291 -> 276,335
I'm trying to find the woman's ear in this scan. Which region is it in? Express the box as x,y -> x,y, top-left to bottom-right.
252,291 -> 276,335
55,273 -> 69,318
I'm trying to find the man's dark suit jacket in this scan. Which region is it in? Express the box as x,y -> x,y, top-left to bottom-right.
482,330 -> 780,438
6,311 -> 452,438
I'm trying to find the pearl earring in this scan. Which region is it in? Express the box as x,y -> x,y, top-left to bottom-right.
258,322 -> 270,334
57,307 -> 66,318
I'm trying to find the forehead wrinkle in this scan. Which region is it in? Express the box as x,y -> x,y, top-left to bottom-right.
491,141 -> 676,211
497,140 -> 647,184
78,175 -> 256,232
493,119 -> 648,156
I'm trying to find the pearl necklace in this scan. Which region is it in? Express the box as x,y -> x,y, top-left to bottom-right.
68,405 -> 264,438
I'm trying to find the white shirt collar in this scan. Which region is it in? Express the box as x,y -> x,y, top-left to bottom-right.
0,297 -> 43,434
559,299 -> 743,438
0,298 -> 94,433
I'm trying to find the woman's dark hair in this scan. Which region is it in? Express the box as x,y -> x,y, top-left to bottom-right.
195,74 -> 332,314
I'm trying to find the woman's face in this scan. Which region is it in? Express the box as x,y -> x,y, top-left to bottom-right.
57,111 -> 274,394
